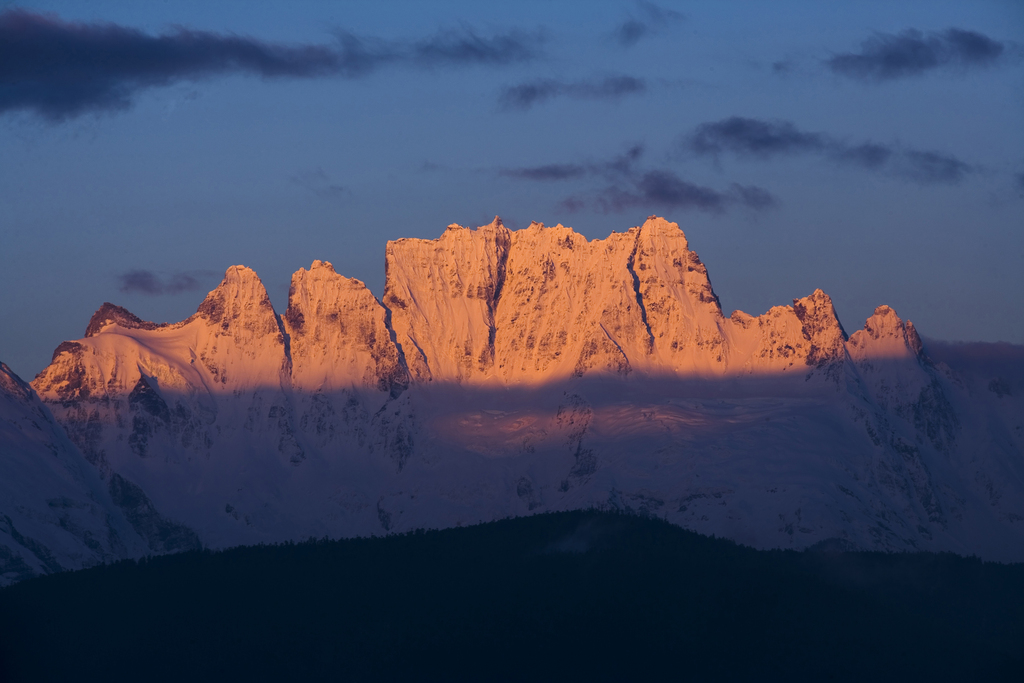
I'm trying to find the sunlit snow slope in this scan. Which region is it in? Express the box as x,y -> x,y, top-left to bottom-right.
25,217 -> 1024,563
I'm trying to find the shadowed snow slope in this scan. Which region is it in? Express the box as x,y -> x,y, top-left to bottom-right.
22,217 -> 1024,565
0,362 -> 147,586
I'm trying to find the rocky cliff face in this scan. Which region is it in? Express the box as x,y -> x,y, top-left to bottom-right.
285,260 -> 407,396
19,216 -> 1024,564
380,216 -> 850,383
494,222 -> 647,382
384,218 -> 510,383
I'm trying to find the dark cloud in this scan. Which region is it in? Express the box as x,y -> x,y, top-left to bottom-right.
499,75 -> 646,110
827,28 -> 1004,82
613,2 -> 684,47
503,147 -> 774,214
686,116 -> 974,184
0,10 -> 541,120
118,270 -> 206,296
500,164 -> 588,181
690,118 -> 825,158
499,145 -> 643,181
628,171 -> 726,211
563,170 -> 776,215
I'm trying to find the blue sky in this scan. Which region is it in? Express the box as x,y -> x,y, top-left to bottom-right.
1,0 -> 1022,379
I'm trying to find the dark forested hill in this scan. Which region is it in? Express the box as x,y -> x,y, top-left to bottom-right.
1,511 -> 1021,682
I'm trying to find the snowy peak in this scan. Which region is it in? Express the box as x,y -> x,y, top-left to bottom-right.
378,216 -> 855,382
640,215 -> 689,249
34,265 -> 289,406
285,260 -> 407,395
85,303 -> 163,338
194,265 -> 281,342
384,216 -> 511,383
633,216 -> 727,373
32,220 -> 933,395
848,305 -> 924,362
791,289 -> 847,367
495,221 -> 647,381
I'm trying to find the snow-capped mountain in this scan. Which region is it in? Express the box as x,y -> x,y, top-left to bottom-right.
0,362 -> 148,586
19,217 -> 1024,564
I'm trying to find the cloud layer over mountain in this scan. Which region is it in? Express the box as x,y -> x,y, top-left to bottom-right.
0,9 -> 540,119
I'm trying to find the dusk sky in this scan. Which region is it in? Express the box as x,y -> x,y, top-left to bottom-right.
1,0 -> 1021,380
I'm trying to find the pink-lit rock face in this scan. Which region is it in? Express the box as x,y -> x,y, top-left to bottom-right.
285,260 -> 407,396
34,217 -> 863,402
378,216 -> 853,384
19,216 -> 1024,565
384,218 -> 511,383
494,222 -> 646,381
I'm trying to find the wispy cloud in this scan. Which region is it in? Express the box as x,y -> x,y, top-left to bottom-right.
728,183 -> 777,210
499,145 -> 643,180
498,75 -> 645,111
612,2 -> 684,48
827,28 -> 1005,82
584,171 -> 776,213
599,171 -> 728,212
686,117 -> 975,184
690,118 -> 825,158
501,146 -> 774,214
0,9 -> 541,120
290,167 -> 348,198
118,270 -> 209,295
332,26 -> 540,76
501,163 -> 588,181
895,150 -> 972,184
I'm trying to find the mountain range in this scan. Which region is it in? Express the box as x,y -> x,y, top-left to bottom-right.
2,216 -> 1022,584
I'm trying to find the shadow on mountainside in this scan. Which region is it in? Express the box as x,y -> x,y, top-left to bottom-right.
29,342 -> 1024,560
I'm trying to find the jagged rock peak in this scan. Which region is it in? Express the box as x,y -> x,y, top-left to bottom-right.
285,260 -> 376,337
639,215 -> 689,248
194,265 -> 279,337
864,306 -> 916,340
790,289 -> 848,368
849,305 -> 924,358
84,302 -> 162,338
308,259 -> 336,273
444,216 -> 503,233
285,261 -> 408,394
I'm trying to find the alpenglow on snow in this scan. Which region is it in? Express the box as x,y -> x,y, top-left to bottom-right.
3,217 -> 1022,584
